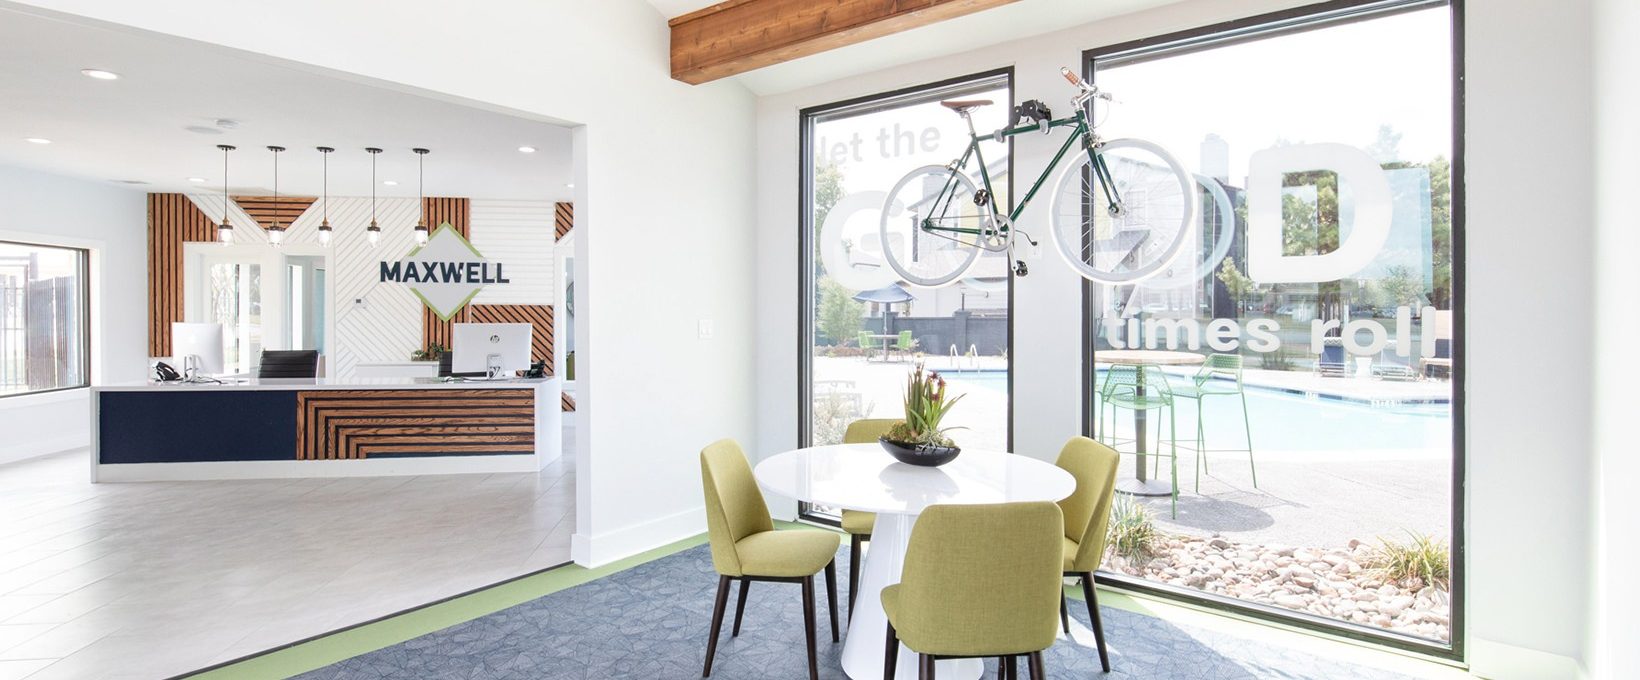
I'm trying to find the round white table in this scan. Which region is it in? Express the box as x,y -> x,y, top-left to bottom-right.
754,444 -> 1076,680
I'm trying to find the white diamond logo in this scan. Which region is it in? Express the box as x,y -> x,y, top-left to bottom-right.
382,224 -> 509,320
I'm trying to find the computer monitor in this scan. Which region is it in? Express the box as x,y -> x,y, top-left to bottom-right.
452,323 -> 532,378
171,322 -> 225,378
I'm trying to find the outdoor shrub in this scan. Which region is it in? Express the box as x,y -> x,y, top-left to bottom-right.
1365,531 -> 1450,589
1106,495 -> 1159,560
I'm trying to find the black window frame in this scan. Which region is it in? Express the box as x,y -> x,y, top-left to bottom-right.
797,68 -> 1017,525
0,239 -> 93,400
1079,0 -> 1466,661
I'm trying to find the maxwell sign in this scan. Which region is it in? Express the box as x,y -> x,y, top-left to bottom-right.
380,223 -> 509,320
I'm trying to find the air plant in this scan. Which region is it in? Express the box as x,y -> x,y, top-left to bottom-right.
884,362 -> 965,447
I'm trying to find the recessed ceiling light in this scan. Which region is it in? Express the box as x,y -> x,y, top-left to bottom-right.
25,137 -> 51,145
188,177 -> 208,183
184,125 -> 224,135
565,183 -> 575,189
81,68 -> 120,80
114,180 -> 149,185
518,146 -> 537,153
382,180 -> 398,186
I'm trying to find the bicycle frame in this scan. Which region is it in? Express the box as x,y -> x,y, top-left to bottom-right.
921,104 -> 1121,239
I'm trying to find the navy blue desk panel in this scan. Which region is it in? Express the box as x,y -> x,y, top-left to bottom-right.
98,390 -> 297,463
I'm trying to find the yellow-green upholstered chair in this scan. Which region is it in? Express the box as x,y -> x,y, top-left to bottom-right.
700,439 -> 841,680
882,502 -> 1064,680
839,418 -> 898,620
1055,436 -> 1121,672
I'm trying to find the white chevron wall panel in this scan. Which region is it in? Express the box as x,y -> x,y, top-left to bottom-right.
470,199 -> 555,305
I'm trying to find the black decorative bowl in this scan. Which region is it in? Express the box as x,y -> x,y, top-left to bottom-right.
879,436 -> 961,467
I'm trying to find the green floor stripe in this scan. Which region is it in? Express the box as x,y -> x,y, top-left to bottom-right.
185,522 -> 830,680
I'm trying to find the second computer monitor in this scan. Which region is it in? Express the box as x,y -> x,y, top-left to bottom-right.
451,323 -> 532,378
172,322 -> 225,376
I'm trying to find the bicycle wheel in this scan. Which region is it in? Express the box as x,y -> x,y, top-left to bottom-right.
879,165 -> 988,288
1048,138 -> 1195,285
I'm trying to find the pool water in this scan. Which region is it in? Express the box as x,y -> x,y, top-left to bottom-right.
943,370 -> 1451,455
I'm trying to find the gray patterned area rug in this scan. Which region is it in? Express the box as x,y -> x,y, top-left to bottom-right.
297,544 -> 1420,679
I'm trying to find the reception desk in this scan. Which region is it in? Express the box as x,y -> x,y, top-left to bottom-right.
91,377 -> 562,482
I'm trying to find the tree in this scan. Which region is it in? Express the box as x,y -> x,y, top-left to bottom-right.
1425,156 -> 1453,308
1370,264 -> 1425,308
1216,260 -> 1259,311
816,276 -> 864,347
1365,124 -> 1404,163
812,163 -> 845,276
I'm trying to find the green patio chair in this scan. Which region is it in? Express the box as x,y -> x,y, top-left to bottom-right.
1098,363 -> 1181,517
893,330 -> 917,361
1170,353 -> 1257,492
856,330 -> 877,360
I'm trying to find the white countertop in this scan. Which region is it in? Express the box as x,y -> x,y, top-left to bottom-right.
95,377 -> 560,392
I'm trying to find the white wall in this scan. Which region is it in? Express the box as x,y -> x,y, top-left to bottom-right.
1,0 -> 758,567
1590,0 -> 1639,676
754,0 -> 1598,675
0,164 -> 146,463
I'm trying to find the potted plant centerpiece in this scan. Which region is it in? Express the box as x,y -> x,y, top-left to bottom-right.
880,362 -> 965,467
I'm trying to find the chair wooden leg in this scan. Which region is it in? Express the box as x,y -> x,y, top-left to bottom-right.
824,560 -> 840,643
848,533 -> 863,622
731,579 -> 750,637
702,575 -> 731,677
919,653 -> 937,680
1081,573 -> 1111,672
1005,655 -> 1018,680
885,622 -> 900,679
1059,592 -> 1071,635
1027,650 -> 1045,679
802,576 -> 819,680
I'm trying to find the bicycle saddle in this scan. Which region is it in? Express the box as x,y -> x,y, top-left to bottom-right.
940,99 -> 992,112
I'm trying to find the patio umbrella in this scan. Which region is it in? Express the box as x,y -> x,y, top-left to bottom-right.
853,283 -> 914,332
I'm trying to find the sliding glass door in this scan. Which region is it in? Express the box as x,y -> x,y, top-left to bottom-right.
799,72 -> 1014,520
1081,0 -> 1460,653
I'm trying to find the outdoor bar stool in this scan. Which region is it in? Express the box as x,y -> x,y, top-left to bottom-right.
1098,363 -> 1181,517
1169,353 -> 1257,491
838,418 -> 898,622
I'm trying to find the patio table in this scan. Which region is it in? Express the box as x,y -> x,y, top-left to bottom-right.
1096,349 -> 1205,497
867,333 -> 900,362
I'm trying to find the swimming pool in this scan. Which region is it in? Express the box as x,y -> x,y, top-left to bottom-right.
943,370 -> 1451,454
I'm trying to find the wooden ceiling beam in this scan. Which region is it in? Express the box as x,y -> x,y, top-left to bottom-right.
670,0 -> 1024,85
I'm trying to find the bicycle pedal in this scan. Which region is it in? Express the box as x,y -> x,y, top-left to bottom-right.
972,189 -> 990,207
1014,260 -> 1029,277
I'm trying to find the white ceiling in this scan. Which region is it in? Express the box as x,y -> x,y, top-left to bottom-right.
647,0 -> 1180,96
0,9 -> 573,200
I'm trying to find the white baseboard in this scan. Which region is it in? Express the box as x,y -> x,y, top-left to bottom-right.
1468,636 -> 1587,679
93,454 -> 543,482
572,506 -> 703,568
0,434 -> 87,466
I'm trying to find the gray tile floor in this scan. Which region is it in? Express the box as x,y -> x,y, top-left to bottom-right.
0,432 -> 576,680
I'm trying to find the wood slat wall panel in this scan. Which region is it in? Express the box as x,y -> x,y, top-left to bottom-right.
554,202 -> 573,241
466,304 -> 554,375
295,389 -> 535,460
420,197 -> 472,350
232,195 -> 317,232
147,193 -> 219,356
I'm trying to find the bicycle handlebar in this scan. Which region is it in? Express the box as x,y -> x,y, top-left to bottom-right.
1060,66 -> 1082,87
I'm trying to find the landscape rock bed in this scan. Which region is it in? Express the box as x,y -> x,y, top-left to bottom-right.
1104,534 -> 1451,642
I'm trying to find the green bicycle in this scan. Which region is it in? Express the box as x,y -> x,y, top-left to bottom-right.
879,67 -> 1195,287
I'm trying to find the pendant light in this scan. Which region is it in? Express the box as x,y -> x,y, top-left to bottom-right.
365,147 -> 383,246
412,147 -> 430,245
316,147 -> 334,245
216,144 -> 236,244
266,145 -> 286,246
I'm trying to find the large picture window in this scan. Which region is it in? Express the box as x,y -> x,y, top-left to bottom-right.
1082,0 -> 1460,652
800,72 -> 1013,518
0,241 -> 89,397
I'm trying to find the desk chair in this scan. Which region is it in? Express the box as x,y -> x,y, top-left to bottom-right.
257,350 -> 319,379
700,439 -> 840,680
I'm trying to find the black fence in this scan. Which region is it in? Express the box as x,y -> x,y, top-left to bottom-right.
866,310 -> 1007,357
